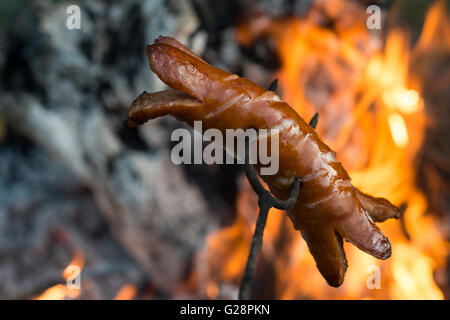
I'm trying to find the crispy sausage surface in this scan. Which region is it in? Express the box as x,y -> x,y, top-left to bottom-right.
128,36 -> 400,287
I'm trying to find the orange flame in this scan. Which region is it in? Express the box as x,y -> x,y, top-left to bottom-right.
114,284 -> 137,300
35,284 -> 69,301
34,250 -> 84,300
194,0 -> 449,300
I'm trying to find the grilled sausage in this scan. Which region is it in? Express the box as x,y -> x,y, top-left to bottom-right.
128,36 -> 400,287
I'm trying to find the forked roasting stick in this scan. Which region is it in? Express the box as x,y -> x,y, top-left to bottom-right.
238,107 -> 315,300
127,36 -> 401,292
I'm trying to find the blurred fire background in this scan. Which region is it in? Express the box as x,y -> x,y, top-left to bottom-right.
0,0 -> 448,300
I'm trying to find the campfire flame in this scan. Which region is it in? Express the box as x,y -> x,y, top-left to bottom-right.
114,284 -> 137,300
194,0 -> 449,299
35,250 -> 84,300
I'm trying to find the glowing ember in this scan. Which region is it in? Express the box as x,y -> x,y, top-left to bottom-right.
34,251 -> 84,300
114,284 -> 137,300
35,284 -> 69,300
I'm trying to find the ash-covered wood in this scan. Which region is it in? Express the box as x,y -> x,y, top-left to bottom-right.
0,0 -> 241,298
